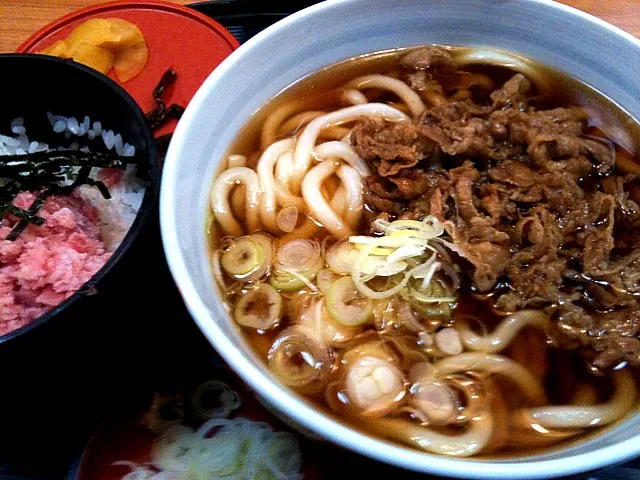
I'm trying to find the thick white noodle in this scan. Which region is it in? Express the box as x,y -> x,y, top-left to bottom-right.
362,409 -> 494,457
344,74 -> 426,118
227,154 -> 247,168
514,369 -> 636,429
455,49 -> 549,92
340,88 -> 368,105
292,103 -> 409,194
261,100 -> 307,151
302,160 -> 354,238
336,165 -> 363,229
434,352 -> 547,405
278,111 -> 325,136
210,167 -> 261,236
257,138 -> 299,234
330,185 -> 347,217
455,310 -> 549,353
315,141 -> 372,177
275,150 -> 294,188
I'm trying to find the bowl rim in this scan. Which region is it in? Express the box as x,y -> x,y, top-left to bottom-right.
160,0 -> 640,477
0,53 -> 159,347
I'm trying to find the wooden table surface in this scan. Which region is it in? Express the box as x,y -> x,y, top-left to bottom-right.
1,0 -> 639,53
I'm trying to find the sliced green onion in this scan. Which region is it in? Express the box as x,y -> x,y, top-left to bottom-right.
276,205 -> 299,233
250,233 -> 275,282
387,243 -> 427,263
403,277 -> 455,322
234,283 -> 282,330
410,291 -> 457,303
220,234 -> 273,282
407,275 -> 455,299
365,259 -> 408,277
259,432 -> 303,480
347,215 -> 456,299
268,325 -> 332,394
374,216 -> 445,238
352,242 -> 396,256
187,427 -> 245,477
270,239 -> 323,292
183,418 -> 302,480
352,239 -> 416,299
191,380 -> 241,420
300,298 -> 362,347
130,410 -> 303,480
325,276 -> 374,326
317,268 -> 339,294
150,425 -> 196,472
140,392 -> 184,435
349,235 -> 425,248
276,238 -> 322,272
221,237 -> 264,276
269,271 -> 306,291
326,239 -> 359,274
411,300 -> 452,321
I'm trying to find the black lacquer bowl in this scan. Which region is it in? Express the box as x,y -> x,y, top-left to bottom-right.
0,53 -> 159,352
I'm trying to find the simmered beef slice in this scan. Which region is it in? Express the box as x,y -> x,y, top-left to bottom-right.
478,184 -> 518,221
602,253 -> 640,295
353,66 -> 640,369
449,162 -> 481,220
405,70 -> 443,93
490,73 -> 531,110
555,304 -> 640,370
363,191 -> 403,216
400,46 -> 456,71
364,168 -> 436,201
488,160 -> 537,188
580,195 -> 616,275
419,101 -> 497,158
363,169 -> 443,217
446,217 -> 510,292
351,117 -> 434,176
496,207 -> 569,310
442,162 -> 511,292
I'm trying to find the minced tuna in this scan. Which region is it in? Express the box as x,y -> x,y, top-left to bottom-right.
0,114 -> 144,335
0,191 -> 111,333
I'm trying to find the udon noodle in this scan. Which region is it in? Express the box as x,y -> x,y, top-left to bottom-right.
208,45 -> 639,457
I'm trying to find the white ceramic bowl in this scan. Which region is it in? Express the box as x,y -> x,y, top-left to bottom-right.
160,0 -> 640,477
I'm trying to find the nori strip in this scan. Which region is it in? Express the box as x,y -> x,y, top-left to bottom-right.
5,166 -> 100,241
0,150 -> 130,176
1,149 -> 136,240
2,70 -> 179,240
6,191 -> 53,241
0,203 -> 45,225
83,178 -> 111,199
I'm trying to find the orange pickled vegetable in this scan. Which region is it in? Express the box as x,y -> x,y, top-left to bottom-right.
114,41 -> 149,83
40,40 -> 70,57
38,17 -> 148,82
70,42 -> 115,74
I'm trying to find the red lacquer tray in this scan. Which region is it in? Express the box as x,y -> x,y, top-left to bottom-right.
17,0 -> 239,137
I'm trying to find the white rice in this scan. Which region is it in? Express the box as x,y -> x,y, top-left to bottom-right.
0,114 -> 145,251
78,164 -> 145,251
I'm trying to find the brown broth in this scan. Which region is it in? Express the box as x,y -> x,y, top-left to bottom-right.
209,45 -> 640,458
